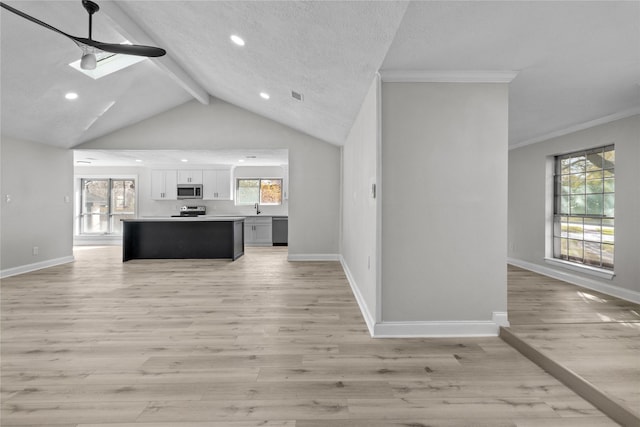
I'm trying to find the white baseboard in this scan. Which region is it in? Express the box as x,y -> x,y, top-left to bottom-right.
74,238 -> 122,246
287,253 -> 340,261
492,311 -> 510,327
373,319 -> 501,337
339,255 -> 375,337
508,257 -> 640,304
337,255 -> 506,338
1,256 -> 75,279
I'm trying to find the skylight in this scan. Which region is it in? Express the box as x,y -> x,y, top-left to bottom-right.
69,42 -> 147,79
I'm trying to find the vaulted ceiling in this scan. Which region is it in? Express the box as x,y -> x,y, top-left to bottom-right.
1,1 -> 638,149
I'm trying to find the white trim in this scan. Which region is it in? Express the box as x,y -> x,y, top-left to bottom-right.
375,72 -> 383,323
492,311 -> 510,327
379,69 -> 519,83
74,236 -> 123,246
339,255 -> 375,337
338,253 -> 505,338
508,257 -> 640,304
544,257 -> 615,280
373,319 -> 500,338
1,256 -> 75,279
510,108 -> 640,150
287,253 -> 340,261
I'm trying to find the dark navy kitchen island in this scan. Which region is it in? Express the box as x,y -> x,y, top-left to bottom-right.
122,217 -> 245,262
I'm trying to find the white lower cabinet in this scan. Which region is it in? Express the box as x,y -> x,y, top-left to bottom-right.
244,217 -> 272,246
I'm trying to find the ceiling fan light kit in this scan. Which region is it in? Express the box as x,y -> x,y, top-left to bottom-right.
0,0 -> 166,70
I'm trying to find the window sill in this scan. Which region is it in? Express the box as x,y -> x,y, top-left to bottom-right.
544,257 -> 615,280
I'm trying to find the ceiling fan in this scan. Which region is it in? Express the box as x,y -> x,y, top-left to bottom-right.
0,0 -> 166,70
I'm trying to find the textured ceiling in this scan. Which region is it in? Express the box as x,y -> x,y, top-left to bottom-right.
1,1 -> 638,150
74,149 -> 289,167
0,1 -> 193,148
382,1 -> 640,145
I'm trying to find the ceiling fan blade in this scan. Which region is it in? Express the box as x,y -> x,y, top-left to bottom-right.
75,38 -> 166,57
1,1 -> 167,60
0,2 -> 75,41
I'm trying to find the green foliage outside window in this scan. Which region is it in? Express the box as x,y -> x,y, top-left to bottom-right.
236,178 -> 282,205
553,145 -> 614,269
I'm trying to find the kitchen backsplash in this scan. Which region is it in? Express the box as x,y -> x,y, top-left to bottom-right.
145,199 -> 289,217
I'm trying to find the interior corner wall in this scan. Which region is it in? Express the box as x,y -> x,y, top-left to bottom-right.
74,99 -> 341,257
508,115 -> 640,298
380,82 -> 509,323
341,76 -> 379,327
1,137 -> 74,273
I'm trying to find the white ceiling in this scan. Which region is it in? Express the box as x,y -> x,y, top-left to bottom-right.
74,148 -> 288,167
1,1 -> 639,150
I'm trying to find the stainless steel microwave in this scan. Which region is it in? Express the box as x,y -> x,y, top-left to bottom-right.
177,184 -> 203,199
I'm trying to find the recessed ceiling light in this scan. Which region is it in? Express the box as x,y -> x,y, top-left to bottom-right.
260,92 -> 270,100
181,159 -> 188,162
65,92 -> 78,100
230,34 -> 245,46
135,159 -> 143,163
238,159 -> 245,163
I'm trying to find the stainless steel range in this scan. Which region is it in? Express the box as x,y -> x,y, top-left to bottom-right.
174,205 -> 206,217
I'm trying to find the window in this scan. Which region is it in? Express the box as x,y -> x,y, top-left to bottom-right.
80,178 -> 136,235
553,145 -> 614,269
236,178 -> 282,205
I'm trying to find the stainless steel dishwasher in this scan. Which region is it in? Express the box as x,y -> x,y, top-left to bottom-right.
272,216 -> 288,246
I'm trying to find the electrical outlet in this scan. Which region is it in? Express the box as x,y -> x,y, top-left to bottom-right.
5,194 -> 11,203
32,246 -> 39,256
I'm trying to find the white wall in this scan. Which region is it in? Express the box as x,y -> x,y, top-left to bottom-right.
1,137 -> 74,275
75,99 -> 341,258
508,115 -> 640,300
341,77 -> 379,331
380,82 -> 509,325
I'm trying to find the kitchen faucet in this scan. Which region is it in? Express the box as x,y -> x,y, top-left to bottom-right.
254,202 -> 261,215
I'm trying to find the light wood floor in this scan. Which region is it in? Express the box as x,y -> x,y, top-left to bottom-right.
507,265 -> 640,419
1,247 -> 619,426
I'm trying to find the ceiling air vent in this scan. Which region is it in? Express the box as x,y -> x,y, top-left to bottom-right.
291,91 -> 304,101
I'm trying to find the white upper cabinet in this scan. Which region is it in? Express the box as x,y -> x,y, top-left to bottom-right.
150,170 -> 178,200
203,169 -> 232,200
177,170 -> 203,184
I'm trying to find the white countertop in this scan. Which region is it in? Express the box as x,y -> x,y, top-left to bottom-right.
126,216 -> 246,222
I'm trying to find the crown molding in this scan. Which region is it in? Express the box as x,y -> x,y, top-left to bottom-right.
510,107 -> 640,150
379,69 -> 519,83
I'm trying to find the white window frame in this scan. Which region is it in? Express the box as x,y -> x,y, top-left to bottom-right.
75,175 -> 138,237
235,178 -> 283,206
544,145 -> 615,280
